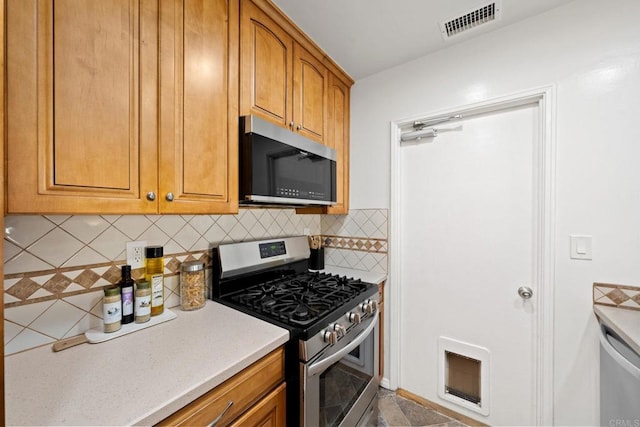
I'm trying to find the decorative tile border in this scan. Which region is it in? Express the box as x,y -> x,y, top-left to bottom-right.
593,282 -> 640,311
4,251 -> 211,309
3,209 -> 391,355
3,251 -> 212,356
322,235 -> 388,253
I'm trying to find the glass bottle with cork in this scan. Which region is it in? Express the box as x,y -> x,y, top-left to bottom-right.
145,245 -> 164,316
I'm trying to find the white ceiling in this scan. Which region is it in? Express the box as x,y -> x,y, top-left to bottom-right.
271,0 -> 576,80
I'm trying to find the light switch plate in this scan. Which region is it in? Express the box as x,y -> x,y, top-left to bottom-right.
570,235 -> 592,260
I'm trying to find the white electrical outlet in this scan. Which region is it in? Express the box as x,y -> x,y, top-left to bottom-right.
126,241 -> 147,268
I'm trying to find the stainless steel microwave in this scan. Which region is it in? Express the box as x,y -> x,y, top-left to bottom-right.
239,115 -> 337,207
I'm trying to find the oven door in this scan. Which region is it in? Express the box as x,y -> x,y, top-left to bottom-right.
302,315 -> 379,427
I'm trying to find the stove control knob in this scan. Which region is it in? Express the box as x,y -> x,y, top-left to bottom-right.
348,312 -> 361,324
367,299 -> 378,313
333,323 -> 346,338
323,329 -> 338,345
360,302 -> 373,315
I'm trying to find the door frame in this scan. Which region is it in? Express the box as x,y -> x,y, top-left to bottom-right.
388,86 -> 556,425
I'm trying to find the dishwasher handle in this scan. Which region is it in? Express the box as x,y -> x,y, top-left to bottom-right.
599,323 -> 640,380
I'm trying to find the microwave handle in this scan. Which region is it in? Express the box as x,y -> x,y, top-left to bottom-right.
308,315 -> 378,377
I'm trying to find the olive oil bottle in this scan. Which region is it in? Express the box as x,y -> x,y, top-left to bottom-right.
145,246 -> 164,316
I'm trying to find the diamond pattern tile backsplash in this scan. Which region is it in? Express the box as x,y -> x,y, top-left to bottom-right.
593,282 -> 640,311
3,208 -> 387,355
322,209 -> 388,274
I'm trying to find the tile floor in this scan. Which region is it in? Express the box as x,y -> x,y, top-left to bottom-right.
377,388 -> 467,427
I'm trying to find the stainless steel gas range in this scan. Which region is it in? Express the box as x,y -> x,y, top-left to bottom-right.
210,236 -> 379,427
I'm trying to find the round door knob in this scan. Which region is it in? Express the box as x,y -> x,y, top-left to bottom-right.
518,286 -> 533,299
296,124 -> 302,131
146,191 -> 156,201
166,192 -> 174,202
289,121 -> 294,129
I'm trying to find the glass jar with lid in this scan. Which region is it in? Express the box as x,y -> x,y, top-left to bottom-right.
180,261 -> 206,311
103,286 -> 122,333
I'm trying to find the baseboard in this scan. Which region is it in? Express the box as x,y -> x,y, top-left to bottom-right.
380,377 -> 391,389
396,388 -> 488,427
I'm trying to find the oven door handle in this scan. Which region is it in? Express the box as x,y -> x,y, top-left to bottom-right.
308,315 -> 378,377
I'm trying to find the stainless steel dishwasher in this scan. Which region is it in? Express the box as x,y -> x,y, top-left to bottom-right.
599,323 -> 640,425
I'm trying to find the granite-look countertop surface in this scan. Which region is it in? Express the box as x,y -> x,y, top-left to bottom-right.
594,304 -> 640,355
5,302 -> 289,426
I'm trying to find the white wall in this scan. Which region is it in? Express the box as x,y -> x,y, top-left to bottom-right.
350,0 -> 640,424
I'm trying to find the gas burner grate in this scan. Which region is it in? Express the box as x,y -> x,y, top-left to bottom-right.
228,272 -> 370,327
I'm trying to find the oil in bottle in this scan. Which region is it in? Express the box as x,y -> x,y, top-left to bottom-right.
145,246 -> 164,316
118,264 -> 135,324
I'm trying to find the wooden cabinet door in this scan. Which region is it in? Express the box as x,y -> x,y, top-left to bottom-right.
157,348 -> 285,427
1,1 -> 5,419
229,383 -> 286,427
6,0 -> 158,214
325,73 -> 350,214
292,43 -> 327,144
158,0 -> 238,214
240,0 -> 293,130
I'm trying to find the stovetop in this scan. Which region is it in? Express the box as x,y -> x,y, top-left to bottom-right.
213,268 -> 377,339
228,271 -> 374,328
210,236 -> 378,340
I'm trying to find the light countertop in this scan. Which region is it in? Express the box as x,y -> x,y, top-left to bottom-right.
593,304 -> 640,355
319,266 -> 387,286
5,301 -> 289,426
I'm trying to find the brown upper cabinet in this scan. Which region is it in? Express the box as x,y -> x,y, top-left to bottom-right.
6,0 -> 238,214
240,0 -> 328,145
325,72 -> 350,215
241,0 -> 353,214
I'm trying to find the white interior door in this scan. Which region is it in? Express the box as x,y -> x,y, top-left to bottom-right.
398,103 -> 539,425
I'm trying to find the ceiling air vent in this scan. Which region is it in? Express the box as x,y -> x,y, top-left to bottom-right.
440,1 -> 502,40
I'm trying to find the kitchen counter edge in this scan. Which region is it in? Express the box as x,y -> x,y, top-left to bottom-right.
5,302 -> 289,426
593,304 -> 640,356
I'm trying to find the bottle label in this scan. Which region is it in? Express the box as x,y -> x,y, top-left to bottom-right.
135,293 -> 151,316
122,287 -> 134,316
103,301 -> 121,324
150,274 -> 164,308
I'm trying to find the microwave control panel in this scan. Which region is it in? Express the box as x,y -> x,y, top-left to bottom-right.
277,187 -> 326,200
277,187 -> 300,198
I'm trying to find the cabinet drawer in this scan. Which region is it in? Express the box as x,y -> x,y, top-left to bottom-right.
229,383 -> 286,427
157,347 -> 284,426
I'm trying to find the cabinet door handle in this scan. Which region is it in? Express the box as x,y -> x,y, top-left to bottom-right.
209,400 -> 233,427
165,192 -> 174,202
289,121 -> 294,129
296,124 -> 302,131
146,191 -> 156,201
